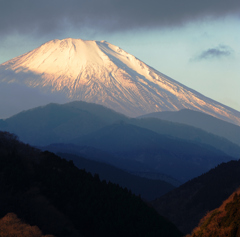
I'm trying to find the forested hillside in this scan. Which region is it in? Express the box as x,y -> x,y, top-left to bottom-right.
152,159 -> 240,234
0,131 -> 182,237
187,189 -> 240,237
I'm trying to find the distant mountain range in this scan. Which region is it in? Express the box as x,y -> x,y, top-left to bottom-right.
0,38 -> 240,126
139,109 -> 240,146
1,101 -> 239,183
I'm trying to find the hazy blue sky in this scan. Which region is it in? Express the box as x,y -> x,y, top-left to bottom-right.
1,0 -> 240,111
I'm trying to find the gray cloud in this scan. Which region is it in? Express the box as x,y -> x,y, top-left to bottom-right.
192,45 -> 234,61
0,0 -> 239,38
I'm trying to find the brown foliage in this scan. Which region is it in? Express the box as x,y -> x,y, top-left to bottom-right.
152,159 -> 240,234
0,212 -> 54,237
188,189 -> 240,237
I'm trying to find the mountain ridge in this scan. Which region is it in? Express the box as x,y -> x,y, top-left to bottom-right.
2,101 -> 240,159
1,101 -> 240,182
0,38 -> 240,125
139,109 -> 240,146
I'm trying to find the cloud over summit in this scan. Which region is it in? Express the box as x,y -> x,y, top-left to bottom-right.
1,0 -> 240,38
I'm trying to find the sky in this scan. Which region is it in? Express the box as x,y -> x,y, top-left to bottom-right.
0,0 -> 240,111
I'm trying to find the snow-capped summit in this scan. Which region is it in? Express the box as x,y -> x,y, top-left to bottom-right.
0,38 -> 240,125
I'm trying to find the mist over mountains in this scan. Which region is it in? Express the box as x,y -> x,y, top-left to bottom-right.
139,109 -> 240,147
1,101 -> 239,183
0,38 -> 240,126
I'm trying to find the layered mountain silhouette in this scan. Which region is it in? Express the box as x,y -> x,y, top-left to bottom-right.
1,101 -> 239,183
0,38 -> 240,125
139,109 -> 240,146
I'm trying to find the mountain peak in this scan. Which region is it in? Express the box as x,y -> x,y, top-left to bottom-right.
0,38 -> 240,125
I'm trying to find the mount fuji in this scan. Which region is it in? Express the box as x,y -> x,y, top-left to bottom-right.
0,38 -> 240,125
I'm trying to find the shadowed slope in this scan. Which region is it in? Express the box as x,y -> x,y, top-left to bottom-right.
0,131 -> 182,237
152,159 -> 240,234
56,152 -> 176,201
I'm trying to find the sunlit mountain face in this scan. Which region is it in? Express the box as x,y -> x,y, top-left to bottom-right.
0,38 -> 240,125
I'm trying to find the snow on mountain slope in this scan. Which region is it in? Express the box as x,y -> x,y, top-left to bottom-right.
0,38 -> 240,125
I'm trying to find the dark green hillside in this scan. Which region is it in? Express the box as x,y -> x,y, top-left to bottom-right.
0,131 -> 182,237
152,159 -> 240,234
187,189 -> 240,237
